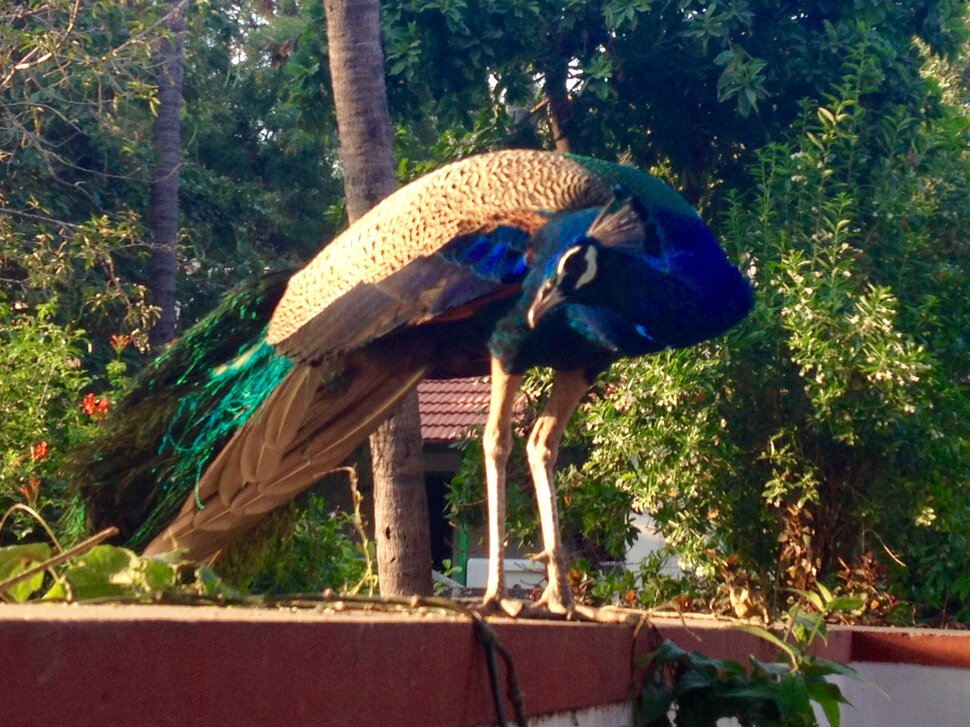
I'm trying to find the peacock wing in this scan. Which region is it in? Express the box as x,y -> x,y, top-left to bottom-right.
267,149 -> 612,363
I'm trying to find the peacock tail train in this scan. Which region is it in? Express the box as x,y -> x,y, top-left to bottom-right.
69,272 -> 293,550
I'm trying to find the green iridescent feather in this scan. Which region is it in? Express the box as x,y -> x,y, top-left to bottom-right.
68,271 -> 293,549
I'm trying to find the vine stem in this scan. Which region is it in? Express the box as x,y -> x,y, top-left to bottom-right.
0,503 -> 65,553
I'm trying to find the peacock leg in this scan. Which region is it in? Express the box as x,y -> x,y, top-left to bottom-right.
527,369 -> 589,613
482,357 -> 522,608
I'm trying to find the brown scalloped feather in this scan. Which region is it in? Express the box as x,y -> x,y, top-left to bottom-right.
267,150 -> 609,360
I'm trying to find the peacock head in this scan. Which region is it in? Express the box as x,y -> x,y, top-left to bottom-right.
526,187 -> 652,329
527,241 -> 599,328
525,185 -> 753,339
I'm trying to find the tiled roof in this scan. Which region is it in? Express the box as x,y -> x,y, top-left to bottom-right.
417,378 -> 491,442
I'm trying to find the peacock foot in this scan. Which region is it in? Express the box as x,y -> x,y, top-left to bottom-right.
535,582 -> 575,616
480,594 -> 526,617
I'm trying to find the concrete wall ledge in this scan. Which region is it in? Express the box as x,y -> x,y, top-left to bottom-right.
2,604 -> 969,726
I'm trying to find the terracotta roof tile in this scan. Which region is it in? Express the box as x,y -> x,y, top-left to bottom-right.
417,378 -> 490,442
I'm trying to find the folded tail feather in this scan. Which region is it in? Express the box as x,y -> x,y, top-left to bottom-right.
68,272 -> 292,549
142,343 -> 432,558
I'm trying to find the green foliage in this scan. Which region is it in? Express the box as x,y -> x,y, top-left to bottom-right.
584,551 -> 698,610
0,543 -> 53,603
180,0 -> 345,270
377,0 -> 968,198
0,503 -> 233,604
641,587 -> 864,726
216,494 -> 371,595
433,557 -> 464,595
0,540 -> 232,604
0,0 -> 161,353
0,301 -> 101,545
0,0 -> 347,554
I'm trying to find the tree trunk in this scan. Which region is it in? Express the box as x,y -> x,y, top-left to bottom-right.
324,0 -> 432,596
544,61 -> 573,153
148,0 -> 186,348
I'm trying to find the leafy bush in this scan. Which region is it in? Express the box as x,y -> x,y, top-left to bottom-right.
215,492 -> 374,596
0,536 -> 231,604
578,44 -> 970,620
0,302 -> 99,545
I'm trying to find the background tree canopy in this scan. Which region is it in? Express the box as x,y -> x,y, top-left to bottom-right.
1,0 -> 967,621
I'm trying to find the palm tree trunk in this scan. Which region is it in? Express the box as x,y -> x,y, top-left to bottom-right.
324,0 -> 432,596
148,0 -> 185,348
544,62 -> 574,153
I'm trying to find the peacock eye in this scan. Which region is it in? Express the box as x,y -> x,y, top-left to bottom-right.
562,248 -> 588,278
556,243 -> 598,291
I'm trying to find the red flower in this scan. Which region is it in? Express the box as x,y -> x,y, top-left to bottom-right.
82,392 -> 98,416
21,477 -> 40,504
82,393 -> 110,419
30,441 -> 48,462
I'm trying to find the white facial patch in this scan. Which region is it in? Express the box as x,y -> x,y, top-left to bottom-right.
556,245 -> 598,289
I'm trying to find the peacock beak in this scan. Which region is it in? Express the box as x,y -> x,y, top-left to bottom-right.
527,281 -> 565,329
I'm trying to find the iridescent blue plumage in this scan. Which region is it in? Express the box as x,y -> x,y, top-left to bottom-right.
440,226 -> 530,283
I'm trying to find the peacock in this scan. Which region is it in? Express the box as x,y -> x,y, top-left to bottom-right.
72,149 -> 753,614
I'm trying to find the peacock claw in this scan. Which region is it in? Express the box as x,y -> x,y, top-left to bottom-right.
527,549 -> 551,565
480,595 -> 525,618
535,583 -> 574,616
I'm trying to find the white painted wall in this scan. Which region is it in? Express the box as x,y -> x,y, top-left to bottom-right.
465,557 -> 545,591
624,513 -> 673,571
477,701 -> 633,727
826,662 -> 970,727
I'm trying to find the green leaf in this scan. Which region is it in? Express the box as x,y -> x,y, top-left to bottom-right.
749,657 -> 793,676
676,668 -> 715,693
688,651 -> 743,674
807,659 -> 863,681
639,677 -> 674,724
817,107 -> 837,126
141,559 -> 176,591
722,683 -> 783,702
0,543 -> 51,602
736,624 -> 799,663
826,596 -> 865,614
648,639 -> 689,666
43,579 -> 68,601
807,680 -> 848,727
776,676 -> 813,722
195,565 -> 239,598
64,545 -> 138,600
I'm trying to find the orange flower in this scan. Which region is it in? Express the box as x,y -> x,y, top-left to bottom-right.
110,334 -> 131,354
30,441 -> 48,462
82,392 -> 98,415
